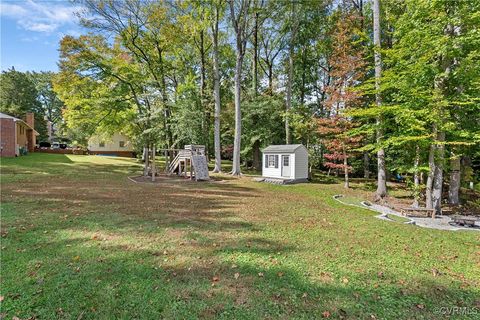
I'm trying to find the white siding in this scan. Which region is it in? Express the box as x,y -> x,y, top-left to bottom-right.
294,146 -> 309,179
262,145 -> 308,181
262,153 -> 282,178
88,133 -> 133,152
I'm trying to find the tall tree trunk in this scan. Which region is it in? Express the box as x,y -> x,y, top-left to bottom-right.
231,53 -> 243,176
268,64 -> 273,93
426,133 -> 436,209
448,154 -> 461,205
159,50 -> 173,152
286,1 -> 297,144
229,0 -> 250,176
373,0 -> 387,200
343,147 -> 349,189
432,131 -> 445,215
286,48 -> 293,144
199,30 -> 209,157
151,145 -> 156,182
252,140 -> 261,171
413,144 -> 420,208
212,6 -> 222,173
143,146 -> 150,177
252,8 -> 258,96
363,152 -> 370,179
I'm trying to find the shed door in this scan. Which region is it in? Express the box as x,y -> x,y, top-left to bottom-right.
281,155 -> 291,178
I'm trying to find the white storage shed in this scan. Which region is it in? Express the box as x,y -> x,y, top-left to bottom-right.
262,144 -> 308,182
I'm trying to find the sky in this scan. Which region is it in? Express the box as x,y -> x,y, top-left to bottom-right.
1,0 -> 85,72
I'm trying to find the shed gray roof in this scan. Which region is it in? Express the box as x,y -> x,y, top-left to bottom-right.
262,144 -> 305,153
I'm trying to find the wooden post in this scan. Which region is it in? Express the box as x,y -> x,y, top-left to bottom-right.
190,158 -> 193,180
185,159 -> 188,178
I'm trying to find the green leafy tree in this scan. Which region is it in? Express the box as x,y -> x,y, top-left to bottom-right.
0,67 -> 47,139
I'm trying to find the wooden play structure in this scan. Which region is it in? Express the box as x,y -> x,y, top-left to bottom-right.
141,144 -> 209,182
166,145 -> 209,181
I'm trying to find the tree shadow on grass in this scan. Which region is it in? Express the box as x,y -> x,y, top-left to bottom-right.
3,224 -> 479,319
2,158 -> 479,319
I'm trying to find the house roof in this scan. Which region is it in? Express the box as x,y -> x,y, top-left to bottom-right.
262,144 -> 305,153
0,112 -> 39,135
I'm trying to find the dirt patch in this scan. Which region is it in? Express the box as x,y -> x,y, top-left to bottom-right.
128,174 -> 196,184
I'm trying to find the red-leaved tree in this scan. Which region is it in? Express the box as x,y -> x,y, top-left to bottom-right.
317,12 -> 365,188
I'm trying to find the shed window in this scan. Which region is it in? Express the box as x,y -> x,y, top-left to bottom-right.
119,141 -> 125,148
99,141 -> 105,148
283,156 -> 289,166
267,155 -> 278,168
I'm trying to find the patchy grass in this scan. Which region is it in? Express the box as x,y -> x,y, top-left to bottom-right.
1,153 -> 479,319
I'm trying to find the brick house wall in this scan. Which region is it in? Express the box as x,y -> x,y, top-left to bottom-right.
0,118 -> 16,157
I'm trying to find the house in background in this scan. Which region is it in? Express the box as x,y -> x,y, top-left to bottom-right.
87,132 -> 135,157
0,112 -> 39,157
261,144 -> 309,183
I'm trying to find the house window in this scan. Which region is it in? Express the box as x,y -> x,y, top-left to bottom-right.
119,141 -> 125,148
268,155 -> 276,168
99,141 -> 105,148
283,156 -> 289,166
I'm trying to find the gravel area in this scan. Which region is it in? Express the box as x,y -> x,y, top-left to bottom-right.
334,195 -> 479,232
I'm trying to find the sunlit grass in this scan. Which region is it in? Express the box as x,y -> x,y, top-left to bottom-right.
1,153 -> 479,319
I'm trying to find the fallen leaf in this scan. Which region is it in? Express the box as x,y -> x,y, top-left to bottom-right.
258,272 -> 264,277
416,304 -> 425,309
73,256 -> 80,261
277,272 -> 284,277
302,292 -> 308,298
342,277 -> 349,284
234,272 -> 240,280
212,276 -> 220,282
322,310 -> 331,318
231,264 -> 238,269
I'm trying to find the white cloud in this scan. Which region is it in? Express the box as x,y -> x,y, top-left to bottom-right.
20,21 -> 59,33
0,0 -> 83,33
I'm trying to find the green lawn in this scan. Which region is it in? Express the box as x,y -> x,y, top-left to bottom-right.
1,153 -> 479,319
